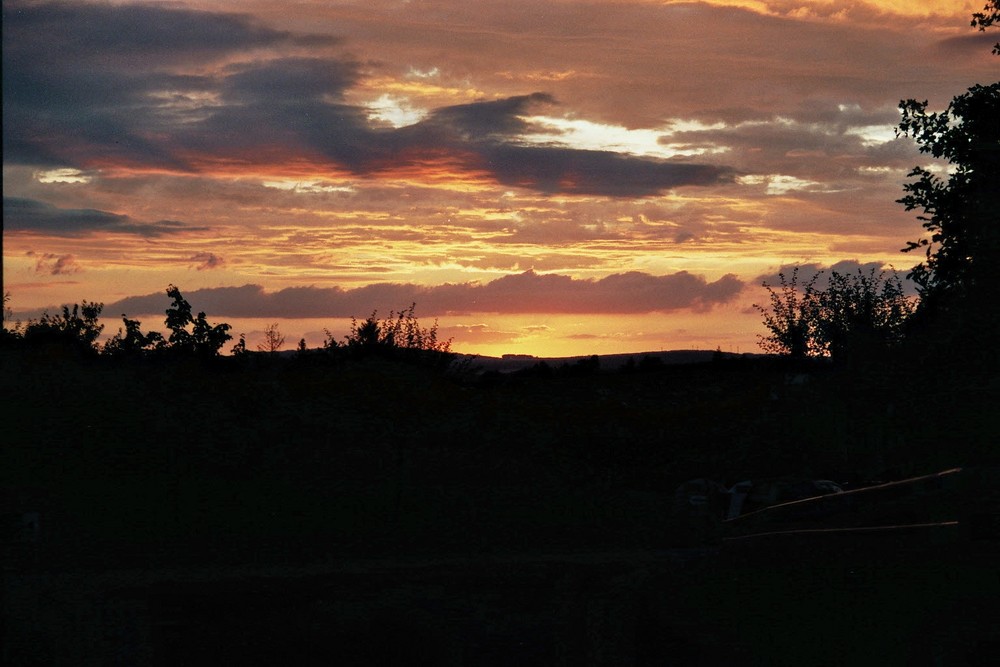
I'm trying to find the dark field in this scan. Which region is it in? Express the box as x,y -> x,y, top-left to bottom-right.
3,349 -> 998,664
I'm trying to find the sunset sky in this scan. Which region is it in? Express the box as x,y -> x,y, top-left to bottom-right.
3,0 -> 996,357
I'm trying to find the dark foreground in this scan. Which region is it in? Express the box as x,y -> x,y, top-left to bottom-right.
2,349 -> 998,664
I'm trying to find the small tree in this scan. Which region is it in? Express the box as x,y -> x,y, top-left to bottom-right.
2,291 -> 12,328
1,291 -> 19,345
754,268 -> 821,359
813,268 -> 915,363
163,285 -> 231,357
230,333 -> 248,357
257,323 -> 285,353
755,267 -> 915,363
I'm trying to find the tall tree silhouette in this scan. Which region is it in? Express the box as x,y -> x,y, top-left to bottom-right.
894,6 -> 999,375
895,6 -> 998,365
897,84 -> 1000,305
897,3 -> 999,303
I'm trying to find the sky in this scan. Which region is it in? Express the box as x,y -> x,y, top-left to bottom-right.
3,0 -> 996,357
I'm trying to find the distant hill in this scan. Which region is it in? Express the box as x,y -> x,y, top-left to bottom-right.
465,349 -> 767,373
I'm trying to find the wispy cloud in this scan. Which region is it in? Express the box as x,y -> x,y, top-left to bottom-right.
28,252 -> 81,276
190,252 -> 226,271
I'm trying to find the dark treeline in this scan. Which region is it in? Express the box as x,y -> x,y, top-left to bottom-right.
2,300 -> 996,567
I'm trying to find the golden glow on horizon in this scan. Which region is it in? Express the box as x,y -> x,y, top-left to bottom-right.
661,0 -> 977,19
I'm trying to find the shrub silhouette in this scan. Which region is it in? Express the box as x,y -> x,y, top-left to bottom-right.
18,301 -> 105,355
342,303 -> 453,366
103,315 -> 165,357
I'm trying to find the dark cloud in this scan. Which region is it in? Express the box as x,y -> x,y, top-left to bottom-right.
2,1 -> 337,168
482,145 -> 731,196
220,58 -> 360,103
934,32 -> 999,54
2,2 -> 730,196
1,1 -> 333,66
753,261 -> 919,296
3,197 -> 198,237
105,270 -> 745,318
28,252 -> 80,276
424,93 -> 556,141
190,253 -> 226,271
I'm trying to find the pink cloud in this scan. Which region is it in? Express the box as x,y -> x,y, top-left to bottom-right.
105,270 -> 746,318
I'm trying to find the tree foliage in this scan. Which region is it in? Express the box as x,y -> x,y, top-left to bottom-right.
972,0 -> 1000,54
230,333 -> 248,357
1,291 -> 17,345
102,315 -> 165,357
754,268 -> 820,359
897,2 -> 999,314
812,269 -> 914,362
20,301 -> 105,354
755,267 -> 914,363
163,285 -> 232,357
896,83 -> 1000,304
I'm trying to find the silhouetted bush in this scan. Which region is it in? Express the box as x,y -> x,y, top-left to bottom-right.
755,267 -> 915,365
340,303 -> 455,368
17,301 -> 105,355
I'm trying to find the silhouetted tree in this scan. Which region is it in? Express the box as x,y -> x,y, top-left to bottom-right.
102,315 -> 165,357
897,5 -> 999,305
813,268 -> 915,364
754,268 -> 821,359
897,84 -> 1000,305
1,291 -> 18,345
230,333 -> 248,357
322,328 -> 341,351
163,285 -> 231,357
2,291 -> 11,327
894,6 -> 999,371
257,322 -> 285,353
755,267 -> 914,363
343,304 -> 453,366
